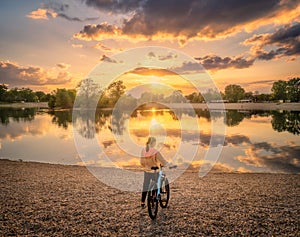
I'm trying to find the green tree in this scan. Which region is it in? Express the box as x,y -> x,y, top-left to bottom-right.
53,89 -> 76,108
286,78 -> 300,102
224,84 -> 245,102
77,78 -> 100,108
35,91 -> 47,102
165,90 -> 186,103
185,92 -> 204,103
271,80 -> 287,101
256,93 -> 272,102
203,88 -> 222,102
0,84 -> 8,101
19,88 -> 38,102
106,80 -> 126,107
48,95 -> 56,109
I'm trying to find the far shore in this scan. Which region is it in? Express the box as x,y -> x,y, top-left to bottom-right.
0,102 -> 299,111
0,102 -> 49,108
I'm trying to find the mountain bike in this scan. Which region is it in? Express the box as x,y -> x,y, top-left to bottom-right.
147,165 -> 176,220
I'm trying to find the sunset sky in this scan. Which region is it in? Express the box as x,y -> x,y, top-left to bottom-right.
0,0 -> 300,94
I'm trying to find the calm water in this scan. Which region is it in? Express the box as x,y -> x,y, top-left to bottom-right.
0,107 -> 299,173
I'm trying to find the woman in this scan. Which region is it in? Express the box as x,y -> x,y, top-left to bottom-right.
140,137 -> 169,208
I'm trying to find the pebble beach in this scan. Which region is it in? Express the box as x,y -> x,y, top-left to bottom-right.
1,160 -> 299,236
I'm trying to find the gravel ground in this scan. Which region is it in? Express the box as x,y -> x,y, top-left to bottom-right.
1,160 -> 299,236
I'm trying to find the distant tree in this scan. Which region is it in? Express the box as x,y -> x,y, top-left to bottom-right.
185,92 -> 204,103
244,91 -> 254,100
286,77 -> 300,102
224,84 -> 245,102
271,80 -> 287,101
19,88 -> 38,102
202,88 -> 222,102
53,88 -> 76,108
165,90 -> 186,103
35,91 -> 47,102
0,84 -> 8,101
115,94 -> 137,110
48,95 -> 56,109
107,80 -> 126,106
77,78 -> 100,108
256,93 -> 272,102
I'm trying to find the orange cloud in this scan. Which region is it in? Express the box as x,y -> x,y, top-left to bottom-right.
26,8 -> 57,20
75,1 -> 300,44
126,67 -> 177,77
0,61 -> 74,87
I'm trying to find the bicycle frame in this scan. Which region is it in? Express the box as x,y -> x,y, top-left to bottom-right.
156,167 -> 163,199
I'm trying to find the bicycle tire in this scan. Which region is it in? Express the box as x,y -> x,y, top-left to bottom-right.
159,177 -> 170,208
147,183 -> 158,220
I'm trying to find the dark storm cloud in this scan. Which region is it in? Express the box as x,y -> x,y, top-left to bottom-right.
84,0 -> 144,13
195,55 -> 255,70
245,22 -> 300,60
194,22 -> 300,70
78,0 -> 299,40
57,13 -> 99,22
168,61 -> 205,74
0,61 -> 72,87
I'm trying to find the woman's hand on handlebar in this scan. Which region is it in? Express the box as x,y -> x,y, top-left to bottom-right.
167,162 -> 177,169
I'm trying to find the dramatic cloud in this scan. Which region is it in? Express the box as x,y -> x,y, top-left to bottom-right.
84,0 -> 143,14
236,142 -> 300,173
74,22 -> 124,41
195,55 -> 255,71
76,0 -> 300,42
169,61 -> 205,74
0,61 -> 73,87
245,22 -> 300,60
27,2 -> 99,22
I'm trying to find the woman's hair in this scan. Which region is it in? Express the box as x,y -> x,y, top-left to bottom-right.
146,137 -> 156,152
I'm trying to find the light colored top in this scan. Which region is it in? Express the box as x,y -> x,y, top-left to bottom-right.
140,147 -> 168,172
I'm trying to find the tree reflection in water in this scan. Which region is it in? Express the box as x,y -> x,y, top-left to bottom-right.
271,111 -> 300,135
0,108 -> 36,125
1,108 -> 298,136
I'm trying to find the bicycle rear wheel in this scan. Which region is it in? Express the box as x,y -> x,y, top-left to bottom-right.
159,177 -> 170,208
147,183 -> 158,220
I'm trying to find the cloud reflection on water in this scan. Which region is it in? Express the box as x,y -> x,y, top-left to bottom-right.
0,108 -> 299,173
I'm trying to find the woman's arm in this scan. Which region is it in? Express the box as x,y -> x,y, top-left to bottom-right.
156,151 -> 168,166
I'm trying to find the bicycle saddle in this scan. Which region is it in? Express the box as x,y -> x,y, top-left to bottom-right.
151,166 -> 159,171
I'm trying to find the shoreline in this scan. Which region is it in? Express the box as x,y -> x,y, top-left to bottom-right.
0,102 -> 299,111
2,159 -> 299,175
0,102 -> 49,108
169,102 -> 300,111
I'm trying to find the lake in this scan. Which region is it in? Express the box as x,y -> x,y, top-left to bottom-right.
0,107 -> 299,174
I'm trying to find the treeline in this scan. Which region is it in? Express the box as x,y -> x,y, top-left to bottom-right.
0,77 -> 299,108
186,77 -> 300,103
0,85 -> 51,103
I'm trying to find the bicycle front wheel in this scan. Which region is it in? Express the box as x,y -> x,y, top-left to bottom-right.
147,183 -> 158,220
159,177 -> 170,208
